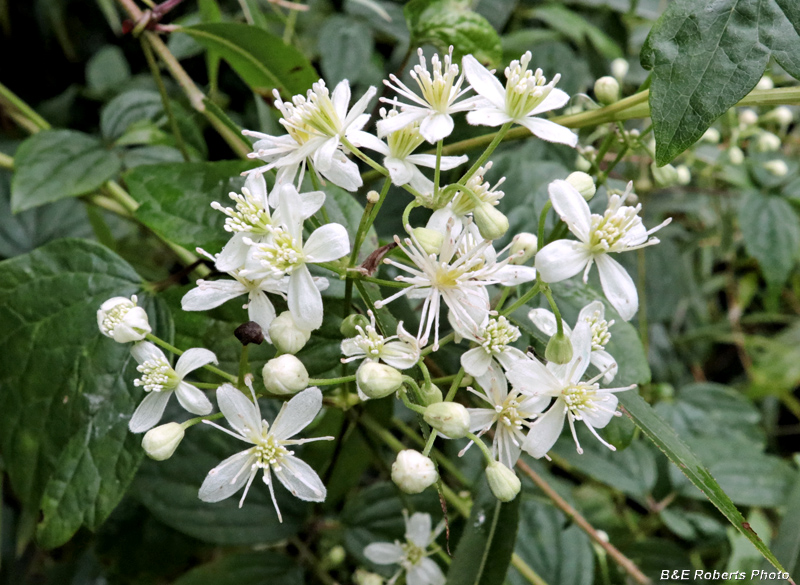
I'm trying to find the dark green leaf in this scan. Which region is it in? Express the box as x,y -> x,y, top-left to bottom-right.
446,479 -> 520,585
760,479 -> 800,583
641,0 -> 800,164
179,23 -> 319,97
173,551 -> 303,585
11,130 -> 121,213
85,45 -> 131,97
101,90 -> 164,141
529,4 -> 622,60
318,16 -> 374,86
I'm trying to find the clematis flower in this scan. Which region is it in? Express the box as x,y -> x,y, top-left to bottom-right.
353,108 -> 468,194
534,180 -> 671,320
506,322 -> 635,458
129,342 -> 217,433
241,184 -> 350,331
529,300 -> 618,382
97,295 -> 151,343
462,51 -> 577,146
341,310 -> 420,370
379,47 -> 477,144
198,384 -> 332,520
364,511 -> 446,585
244,79 -> 376,192
457,314 -> 527,382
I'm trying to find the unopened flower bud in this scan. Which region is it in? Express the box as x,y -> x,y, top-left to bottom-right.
764,106 -> 794,127
485,461 -> 521,502
702,128 -> 721,143
357,361 -> 403,399
142,422 -> 185,461
509,232 -> 538,265
340,313 -> 370,338
756,76 -> 774,90
326,545 -> 346,567
354,569 -> 384,585
566,171 -> 596,200
610,58 -> 629,81
755,132 -> 781,152
651,163 -> 679,187
419,380 -> 443,406
545,331 -> 573,364
739,109 -> 758,127
764,160 -> 789,177
366,190 -> 380,204
269,311 -> 311,354
473,202 -> 509,240
391,449 -> 438,493
262,354 -> 309,395
423,402 -> 470,438
728,146 -> 745,165
594,76 -> 620,105
97,295 -> 151,343
575,154 -> 592,172
412,227 -> 444,255
676,165 -> 691,186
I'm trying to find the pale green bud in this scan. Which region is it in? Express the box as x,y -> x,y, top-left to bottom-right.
412,227 -> 444,255
676,165 -> 691,186
594,76 -> 620,105
509,232 -> 538,265
391,449 -> 438,493
566,171 -> 596,200
756,75 -> 774,90
326,545 -> 346,567
142,422 -> 185,461
269,311 -> 311,355
419,380 -> 443,406
765,106 -> 793,127
263,354 -> 309,395
340,313 -> 370,338
354,570 -> 384,585
486,461 -> 521,502
701,127 -> 721,143
610,58 -> 629,81
755,132 -> 781,152
473,202 -> 509,240
357,361 -> 403,399
764,160 -> 789,177
728,146 -> 745,165
739,108 -> 758,127
545,331 -> 573,364
423,402 -> 470,438
575,154 -> 592,172
651,163 -> 679,187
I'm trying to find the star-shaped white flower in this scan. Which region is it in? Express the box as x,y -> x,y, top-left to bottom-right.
534,180 -> 671,320
462,52 -> 577,147
364,511 -> 446,585
529,300 -> 618,382
198,384 -> 333,520
457,314 -> 527,382
341,310 -> 420,370
506,322 -> 635,458
129,341 -> 217,433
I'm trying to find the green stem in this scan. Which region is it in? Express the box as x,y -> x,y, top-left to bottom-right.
501,281 -> 542,316
341,136 -> 424,201
433,139 -> 443,198
589,129 -> 618,176
360,276 -> 410,289
182,411 -> 224,428
542,285 -> 564,336
445,367 -> 465,402
538,200 -> 552,248
282,7 -> 298,44
494,286 -> 513,311
466,432 -> 494,464
145,333 -> 238,383
0,152 -> 13,170
0,81 -> 50,131
458,122 -> 512,185
400,387 -> 427,415
237,344 -> 249,389
308,375 -> 357,386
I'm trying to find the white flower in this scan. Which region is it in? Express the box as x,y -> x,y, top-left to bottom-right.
242,184 -> 350,330
129,342 -> 217,433
353,108 -> 467,194
244,79 -> 376,191
534,180 -> 671,320
97,295 -> 151,343
198,384 -> 333,520
529,300 -> 618,382
341,310 -> 420,370
425,162 -> 504,235
375,221 -> 536,349
506,322 -> 635,458
465,363 -> 548,468
462,52 -> 577,147
379,47 -> 477,143
457,314 -> 527,382
364,511 -> 446,585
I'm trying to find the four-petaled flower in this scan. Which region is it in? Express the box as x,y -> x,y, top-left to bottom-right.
341,310 -> 420,370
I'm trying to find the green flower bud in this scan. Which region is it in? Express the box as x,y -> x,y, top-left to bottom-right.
473,202 -> 509,240
755,132 -> 781,152
485,461 -> 521,502
739,109 -> 758,127
391,449 -> 438,493
423,402 -> 470,439
594,76 -> 620,105
545,331 -> 573,365
701,127 -> 721,143
142,422 -> 185,461
412,227 -> 444,255
610,58 -> 629,81
269,311 -> 311,355
756,75 -> 774,90
354,570 -> 384,585
340,313 -> 370,338
357,362 -> 403,399
676,165 -> 691,186
566,171 -> 596,201
575,153 -> 592,172
651,162 -> 679,187
728,146 -> 745,165
509,232 -> 538,265
419,380 -> 443,406
764,160 -> 789,177
263,354 -> 309,395
763,106 -> 793,127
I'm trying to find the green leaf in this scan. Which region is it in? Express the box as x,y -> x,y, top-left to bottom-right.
739,191 -> 800,288
760,478 -> 800,583
85,45 -> 131,97
404,0 -> 502,68
323,185 -> 378,264
173,551 -> 303,585
11,130 -> 121,213
101,90 -> 164,141
618,391 -> 786,572
641,0 -> 800,165
0,238 -> 171,548
528,4 -> 622,60
446,478 -> 520,585
318,16 -> 374,86
125,161 -> 255,253
179,23 -> 319,97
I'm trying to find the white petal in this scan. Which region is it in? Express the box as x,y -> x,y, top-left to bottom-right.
274,454 -> 326,501
215,233 -> 252,273
288,267 -> 323,330
297,190 -> 326,220
175,381 -> 213,415
348,130 -> 389,155
320,153 -> 362,192
405,153 -> 467,171
591,349 -> 618,383
534,240 -> 591,283
331,79 -> 351,120
419,112 -> 454,143
341,338 -> 363,358
549,180 -> 592,241
313,136 -> 339,172
271,386 -> 323,440
174,348 -> 218,378
583,392 -> 619,428
385,157 -> 415,185
304,223 -> 351,263
244,172 -> 268,207
577,300 -> 605,323
506,357 -> 562,397
376,109 -> 426,137
408,558 -> 445,585
595,255 -> 638,321
426,207 -> 457,233
363,543 -> 405,565
217,383 -> 262,440
528,308 -> 558,336
461,347 -> 492,378
518,117 -> 578,147
462,55 -> 506,109
277,184 -> 304,241
344,85 -> 377,128
182,279 -> 247,311
128,390 -> 171,433
492,264 -> 537,286
130,341 -> 166,365
406,512 -> 433,548
522,402 -> 565,458
496,426 -> 523,469
198,449 -> 255,502
530,88 -> 570,116
380,341 -> 419,370
495,347 -> 528,371
247,290 -> 277,335
466,108 -> 512,127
